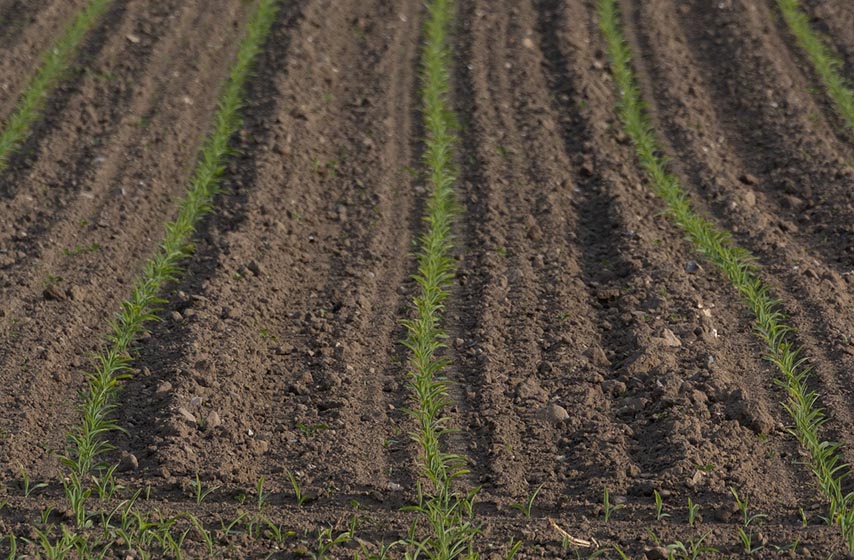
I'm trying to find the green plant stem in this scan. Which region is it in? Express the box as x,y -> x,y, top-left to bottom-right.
598,0 -> 854,548
402,0 -> 478,557
60,0 -> 279,510
0,0 -> 112,172
776,0 -> 854,130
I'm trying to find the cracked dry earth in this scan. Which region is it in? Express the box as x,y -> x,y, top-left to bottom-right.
0,0 -> 853,558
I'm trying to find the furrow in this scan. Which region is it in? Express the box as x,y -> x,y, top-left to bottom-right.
625,0 -> 854,502
449,0 -> 546,504
774,0 -> 854,134
534,0 -> 816,524
0,0 -> 249,477
659,1 -> 853,271
0,0 -> 86,116
0,0 -> 116,173
799,0 -> 854,83
114,0 -> 423,505
601,0 -> 853,549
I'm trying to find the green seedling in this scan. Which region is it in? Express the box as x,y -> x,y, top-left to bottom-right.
57,0 -> 281,530
776,0 -> 854,131
730,487 -> 767,527
504,537 -> 523,559
220,512 -> 247,537
4,534 -> 16,560
654,489 -> 670,520
187,513 -> 216,558
737,526 -> 763,555
598,0 -> 854,548
190,473 -> 220,505
260,515 -> 294,544
39,507 -> 54,525
603,487 -> 625,523
43,274 -> 63,289
667,532 -> 717,560
256,476 -> 269,511
0,0 -> 113,172
311,526 -> 351,560
687,498 -> 700,527
297,422 -> 329,437
510,483 -> 544,519
287,470 -> 306,507
63,243 -> 101,257
19,465 -> 47,497
399,0 -> 481,557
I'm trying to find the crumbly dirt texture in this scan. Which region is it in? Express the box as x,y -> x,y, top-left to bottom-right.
0,0 -> 853,558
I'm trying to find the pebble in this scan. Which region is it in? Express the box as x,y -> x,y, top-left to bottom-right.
170,311 -> 183,322
781,194 -> 804,211
659,328 -> 682,347
205,411 -> 221,429
155,381 -> 172,396
643,546 -> 670,560
522,37 -> 535,50
247,260 -> 263,276
585,345 -> 611,367
126,33 -> 141,44
738,173 -> 759,185
684,260 -> 701,274
177,406 -> 196,423
536,403 -> 569,424
743,190 -> 757,207
43,285 -> 66,301
601,379 -> 627,397
118,452 -> 139,472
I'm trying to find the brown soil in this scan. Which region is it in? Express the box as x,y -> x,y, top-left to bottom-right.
0,0 -> 88,116
0,0 -> 852,558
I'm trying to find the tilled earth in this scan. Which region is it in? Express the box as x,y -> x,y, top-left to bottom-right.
0,0 -> 853,558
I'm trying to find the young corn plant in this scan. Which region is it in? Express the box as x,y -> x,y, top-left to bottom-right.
654,489 -> 670,521
401,0 -> 479,558
510,483 -> 544,519
602,488 -> 624,523
597,0 -> 854,548
0,0 -> 113,172
190,473 -> 219,505
686,498 -> 700,528
56,0 -> 281,529
775,0 -> 854,131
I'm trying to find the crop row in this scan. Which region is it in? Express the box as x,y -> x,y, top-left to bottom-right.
1,0 -> 853,557
600,0 -> 854,553
0,0 -> 280,556
777,0 -> 854,131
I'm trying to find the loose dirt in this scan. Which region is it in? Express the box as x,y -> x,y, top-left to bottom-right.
0,0 -> 852,557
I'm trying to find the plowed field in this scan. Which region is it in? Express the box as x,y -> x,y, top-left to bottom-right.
0,0 -> 852,558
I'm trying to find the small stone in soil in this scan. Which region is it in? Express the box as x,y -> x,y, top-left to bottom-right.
119,452 -> 139,472
585,345 -> 611,367
205,411 -> 221,429
738,172 -> 759,185
536,403 -> 569,424
684,260 -> 701,274
67,285 -> 87,301
177,406 -> 196,423
659,328 -> 682,347
43,285 -> 66,301
247,260 -> 263,276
